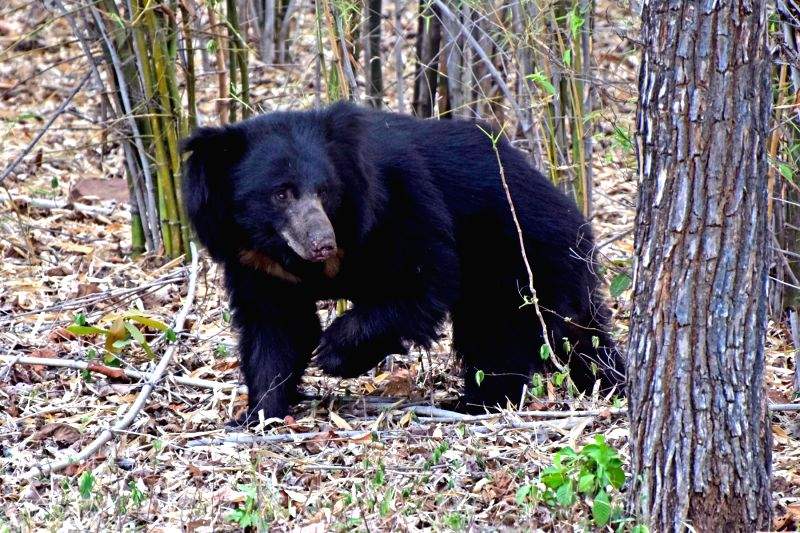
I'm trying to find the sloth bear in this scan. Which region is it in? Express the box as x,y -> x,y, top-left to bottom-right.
182,102 -> 624,424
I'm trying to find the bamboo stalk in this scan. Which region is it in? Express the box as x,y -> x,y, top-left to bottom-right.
277,0 -> 301,63
206,1 -> 230,124
154,5 -> 192,254
226,0 -> 239,122
178,1 -> 198,130
320,0 -> 349,100
394,0 -> 406,113
88,0 -> 158,252
226,0 -> 251,118
88,4 -> 163,253
365,0 -> 383,107
128,0 -> 175,255
261,0 -> 276,63
335,12 -> 360,101
143,2 -> 184,256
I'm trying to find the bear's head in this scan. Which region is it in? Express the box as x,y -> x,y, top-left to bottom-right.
181,102 -> 381,266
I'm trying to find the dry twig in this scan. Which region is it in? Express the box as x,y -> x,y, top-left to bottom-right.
0,70 -> 91,185
25,243 -> 200,478
0,355 -> 244,393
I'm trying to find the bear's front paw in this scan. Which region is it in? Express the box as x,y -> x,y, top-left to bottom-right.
313,337 -> 364,378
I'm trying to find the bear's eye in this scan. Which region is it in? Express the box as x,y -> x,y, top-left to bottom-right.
272,186 -> 292,203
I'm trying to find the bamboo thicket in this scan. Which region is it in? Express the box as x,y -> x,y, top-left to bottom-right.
58,0 -> 603,255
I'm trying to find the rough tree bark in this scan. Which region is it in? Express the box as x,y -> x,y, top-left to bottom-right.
627,0 -> 772,531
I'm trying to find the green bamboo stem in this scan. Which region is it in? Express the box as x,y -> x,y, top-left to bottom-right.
155,6 -> 192,254
321,0 -> 349,100
205,1 -> 229,124
178,2 -> 197,131
222,0 -> 250,118
144,4 -> 184,257
170,2 -> 197,255
131,0 -> 175,256
237,34 -> 250,118
98,0 -> 154,252
555,1 -> 590,216
130,211 -> 146,255
163,7 -> 186,138
226,0 -> 239,122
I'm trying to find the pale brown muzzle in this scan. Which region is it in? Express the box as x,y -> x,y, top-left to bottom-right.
279,194 -> 337,262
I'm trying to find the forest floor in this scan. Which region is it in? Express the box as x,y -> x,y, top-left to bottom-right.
1,0 -> 799,531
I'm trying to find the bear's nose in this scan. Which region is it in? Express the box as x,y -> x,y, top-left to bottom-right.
309,234 -> 336,261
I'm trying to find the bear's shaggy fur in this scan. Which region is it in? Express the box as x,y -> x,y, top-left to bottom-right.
182,102 -> 624,423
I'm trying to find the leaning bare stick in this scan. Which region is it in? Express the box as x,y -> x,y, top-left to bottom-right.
479,126 -> 562,376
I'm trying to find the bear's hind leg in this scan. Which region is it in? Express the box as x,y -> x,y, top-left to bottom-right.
451,302 -> 541,413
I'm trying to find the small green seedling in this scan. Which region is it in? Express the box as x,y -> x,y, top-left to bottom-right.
226,484 -> 264,528
68,310 -> 174,361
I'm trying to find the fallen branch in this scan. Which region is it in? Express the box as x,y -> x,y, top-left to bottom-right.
0,269 -> 185,324
184,400 -> 799,448
596,228 -> 634,251
0,355 -> 244,393
407,405 -> 627,422
410,403 -> 800,418
185,417 -> 584,447
772,402 -> 800,411
25,243 -> 200,478
5,194 -> 124,218
6,351 -> 797,438
404,405 -> 471,420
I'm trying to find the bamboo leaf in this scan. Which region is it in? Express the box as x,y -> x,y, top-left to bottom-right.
527,71 -> 556,95
67,325 -> 109,336
123,322 -> 155,359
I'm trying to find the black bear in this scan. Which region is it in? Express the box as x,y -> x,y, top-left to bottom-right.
182,102 -> 624,424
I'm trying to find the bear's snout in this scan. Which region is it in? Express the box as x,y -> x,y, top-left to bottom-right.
308,227 -> 336,261
279,194 -> 337,262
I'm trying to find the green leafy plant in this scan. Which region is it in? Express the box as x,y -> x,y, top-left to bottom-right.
78,471 -> 95,499
378,488 -> 394,517
444,512 -> 467,530
214,343 -> 230,357
539,343 -> 552,361
518,435 -> 626,527
372,461 -> 386,486
128,480 -> 147,508
425,441 -> 450,469
529,373 -> 546,397
527,70 -> 556,96
226,484 -> 265,529
609,273 -> 632,298
67,311 -> 174,361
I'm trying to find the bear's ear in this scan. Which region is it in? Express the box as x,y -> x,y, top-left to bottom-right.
181,125 -> 247,261
322,101 -> 365,145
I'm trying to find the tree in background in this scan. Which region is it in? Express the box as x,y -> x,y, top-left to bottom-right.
627,0 -> 772,529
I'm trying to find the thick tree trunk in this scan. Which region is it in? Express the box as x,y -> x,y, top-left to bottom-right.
627,0 -> 772,531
